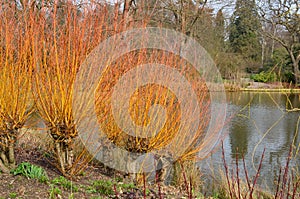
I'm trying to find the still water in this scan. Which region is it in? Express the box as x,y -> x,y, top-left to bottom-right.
200,92 -> 300,191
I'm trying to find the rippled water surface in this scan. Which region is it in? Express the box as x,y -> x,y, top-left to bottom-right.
200,92 -> 300,190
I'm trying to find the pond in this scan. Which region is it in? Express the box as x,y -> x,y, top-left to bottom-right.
199,91 -> 300,191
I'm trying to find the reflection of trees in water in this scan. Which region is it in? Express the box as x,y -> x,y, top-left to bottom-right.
268,113 -> 300,190
226,92 -> 253,107
197,92 -> 300,191
229,117 -> 250,159
269,113 -> 299,165
268,93 -> 300,169
286,93 -> 300,110
228,92 -> 299,110
221,92 -> 300,190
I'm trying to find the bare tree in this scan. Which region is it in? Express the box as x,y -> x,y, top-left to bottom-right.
259,0 -> 300,85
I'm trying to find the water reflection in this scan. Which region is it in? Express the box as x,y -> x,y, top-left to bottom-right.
200,92 -> 300,190
229,118 -> 250,159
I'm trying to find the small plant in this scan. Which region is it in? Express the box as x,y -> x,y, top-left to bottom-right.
211,189 -> 227,199
87,180 -> 114,195
68,193 -> 74,199
11,162 -> 48,183
119,182 -> 135,190
51,176 -> 79,192
86,179 -> 136,196
48,184 -> 62,199
115,176 -> 123,182
8,192 -> 17,198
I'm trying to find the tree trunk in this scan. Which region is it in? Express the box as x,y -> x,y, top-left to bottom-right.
122,0 -> 135,30
0,159 -> 10,173
8,141 -> 16,165
294,62 -> 300,86
289,50 -> 300,86
155,155 -> 173,185
54,140 -> 74,176
0,132 -> 17,173
0,151 -> 10,173
261,35 -> 266,68
49,123 -> 78,177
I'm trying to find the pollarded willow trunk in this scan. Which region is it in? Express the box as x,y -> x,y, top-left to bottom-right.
0,129 -> 18,173
49,124 -> 77,176
54,139 -> 74,175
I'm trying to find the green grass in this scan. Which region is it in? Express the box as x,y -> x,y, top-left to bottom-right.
8,192 -> 17,198
51,176 -> 79,192
85,179 -> 135,195
86,180 -> 114,195
11,162 -> 48,183
48,184 -> 62,199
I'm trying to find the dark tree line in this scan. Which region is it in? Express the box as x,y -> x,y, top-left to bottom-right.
120,0 -> 299,85
4,0 -> 299,84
